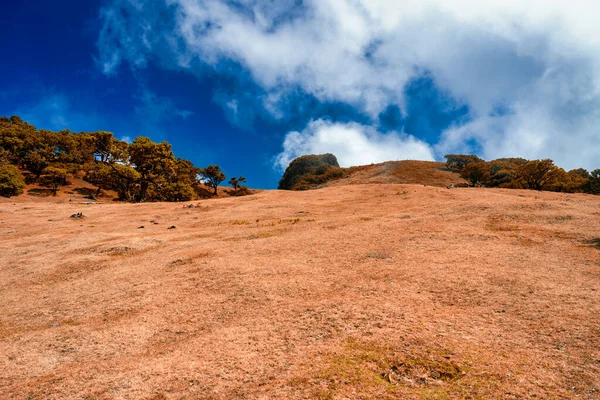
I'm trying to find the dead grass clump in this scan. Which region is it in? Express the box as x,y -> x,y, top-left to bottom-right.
486,216 -> 520,232
231,220 -> 250,225
548,214 -> 574,223
584,238 -> 600,250
248,231 -> 282,240
366,252 -> 392,260
168,258 -> 192,267
144,394 -> 167,400
101,246 -> 133,255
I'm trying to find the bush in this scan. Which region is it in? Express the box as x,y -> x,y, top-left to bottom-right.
229,186 -> 252,196
0,164 -> 26,197
161,182 -> 196,202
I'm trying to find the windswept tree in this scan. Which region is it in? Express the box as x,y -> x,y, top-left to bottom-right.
110,164 -> 141,201
228,176 -> 246,192
42,166 -> 70,195
588,169 -> 600,194
1,115 -> 226,202
517,159 -> 560,191
460,162 -> 491,186
21,129 -> 62,179
200,164 -> 226,196
89,131 -> 127,163
444,154 -> 484,172
128,137 -> 177,202
85,163 -> 118,198
487,158 -> 527,188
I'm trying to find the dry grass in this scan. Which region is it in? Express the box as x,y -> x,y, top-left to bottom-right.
325,160 -> 467,188
1,184 -> 599,399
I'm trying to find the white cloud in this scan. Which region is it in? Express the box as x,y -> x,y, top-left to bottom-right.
98,0 -> 600,170
275,119 -> 434,170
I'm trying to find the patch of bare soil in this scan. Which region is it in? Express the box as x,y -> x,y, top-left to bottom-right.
1,185 -> 599,399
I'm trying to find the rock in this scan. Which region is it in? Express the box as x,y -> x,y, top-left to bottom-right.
278,153 -> 342,190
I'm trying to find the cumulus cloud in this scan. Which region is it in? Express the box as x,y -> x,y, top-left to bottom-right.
97,0 -> 600,170
274,119 -> 434,170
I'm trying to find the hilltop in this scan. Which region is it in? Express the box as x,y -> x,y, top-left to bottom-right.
1,183 -> 599,399
327,160 -> 467,187
278,153 -> 599,195
278,154 -> 466,191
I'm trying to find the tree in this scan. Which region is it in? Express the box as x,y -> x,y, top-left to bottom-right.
110,164 -> 141,201
517,159 -> 560,191
41,166 -> 70,195
89,131 -> 127,163
487,160 -> 521,188
0,164 -> 25,197
460,162 -> 491,186
444,154 -> 484,172
200,164 -> 226,196
228,176 -> 246,192
85,163 -> 116,198
174,158 -> 200,186
128,137 -> 177,202
586,169 -> 600,194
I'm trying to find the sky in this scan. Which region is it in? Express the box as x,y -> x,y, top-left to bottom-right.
1,1 -> 599,188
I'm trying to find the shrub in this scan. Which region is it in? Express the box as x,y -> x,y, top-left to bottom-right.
161,182 -> 196,202
0,164 -> 26,197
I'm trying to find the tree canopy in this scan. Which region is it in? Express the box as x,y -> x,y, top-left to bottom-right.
446,154 -> 600,194
0,115 -> 249,200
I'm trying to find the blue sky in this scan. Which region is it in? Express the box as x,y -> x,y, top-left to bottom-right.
1,1 -> 599,188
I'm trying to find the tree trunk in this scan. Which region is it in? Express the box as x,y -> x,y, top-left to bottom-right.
139,180 -> 149,202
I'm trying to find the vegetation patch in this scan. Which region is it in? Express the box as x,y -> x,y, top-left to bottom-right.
101,246 -> 134,255
584,238 -> 600,250
486,216 -> 520,232
0,116 -> 249,201
445,154 -> 600,194
301,338 -> 506,399
230,220 -> 251,225
366,252 -> 392,260
248,231 -> 282,240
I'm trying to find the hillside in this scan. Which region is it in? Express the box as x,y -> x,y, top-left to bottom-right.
326,160 -> 467,187
278,156 -> 467,190
1,184 -> 599,399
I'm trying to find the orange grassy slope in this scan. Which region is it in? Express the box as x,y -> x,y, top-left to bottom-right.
1,184 -> 599,399
324,160 -> 467,188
